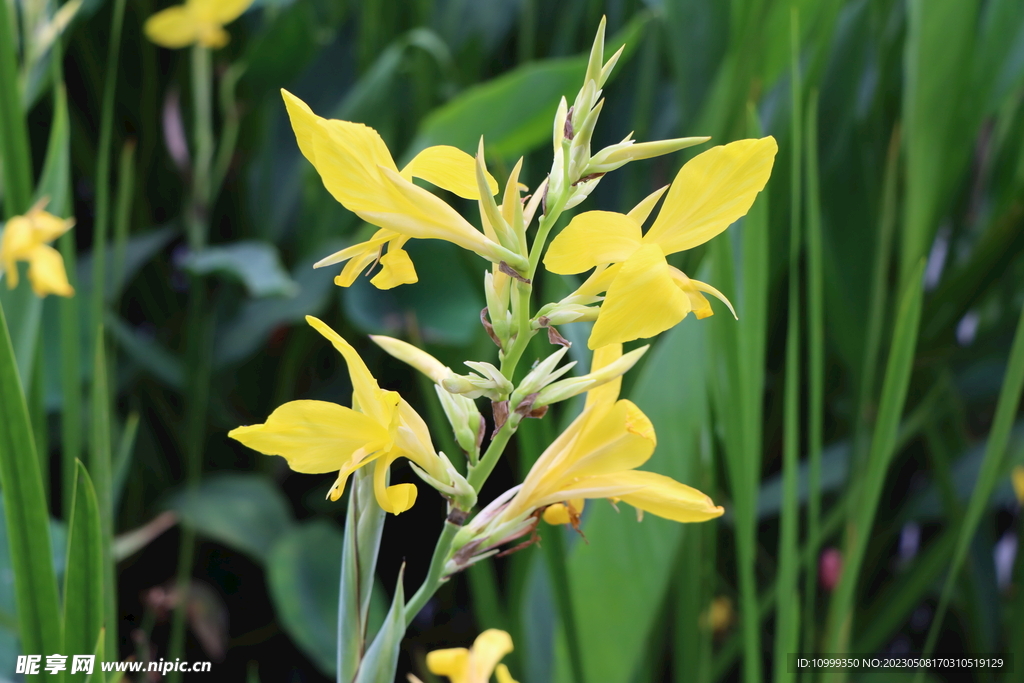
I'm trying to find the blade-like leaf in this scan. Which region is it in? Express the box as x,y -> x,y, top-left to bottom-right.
0,298 -> 62,664
353,566 -> 405,683
63,461 -> 104,683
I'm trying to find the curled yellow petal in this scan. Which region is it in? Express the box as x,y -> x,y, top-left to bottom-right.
27,245 -> 74,297
470,630 -> 514,682
588,244 -> 688,349
644,136 -> 777,254
401,145 -> 498,199
227,400 -> 388,474
370,243 -> 417,289
495,664 -> 519,683
427,648 -> 470,683
544,210 -> 643,274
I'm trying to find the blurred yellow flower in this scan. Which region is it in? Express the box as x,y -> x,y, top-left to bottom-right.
144,0 -> 253,49
544,137 -> 777,348
0,200 -> 75,298
281,90 -> 528,289
1012,465 -> 1024,505
229,315 -> 453,514
501,344 -> 724,526
426,629 -> 518,683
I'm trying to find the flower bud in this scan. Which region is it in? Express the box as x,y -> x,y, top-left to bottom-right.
443,362 -> 513,401
510,347 -> 575,409
534,344 -> 648,407
585,136 -> 710,175
370,335 -> 447,383
436,386 -> 483,458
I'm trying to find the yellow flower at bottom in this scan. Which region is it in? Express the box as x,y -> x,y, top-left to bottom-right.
544,137 -> 777,349
144,0 -> 253,49
0,201 -> 75,298
228,315 -> 452,514
427,630 -> 518,683
498,344 -> 723,527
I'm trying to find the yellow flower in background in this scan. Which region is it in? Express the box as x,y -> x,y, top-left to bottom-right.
499,344 -> 724,527
426,629 -> 519,683
544,137 -> 777,349
0,200 -> 75,298
229,316 -> 455,514
1012,465 -> 1024,505
281,90 -> 526,289
144,0 -> 253,49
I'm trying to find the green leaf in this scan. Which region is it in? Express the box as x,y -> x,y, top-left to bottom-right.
62,461 -> 104,683
267,519 -> 343,676
165,473 -> 295,564
921,301 -> 1024,657
105,312 -> 184,390
180,241 -> 299,298
338,468 -> 386,683
824,259 -> 926,654
552,320 -> 707,683
0,297 -> 62,666
408,14 -> 648,159
901,0 -> 979,284
90,327 -> 116,661
353,567 -> 405,683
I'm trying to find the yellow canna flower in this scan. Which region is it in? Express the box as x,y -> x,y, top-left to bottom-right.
228,315 -> 472,514
484,345 -> 723,538
0,200 -> 75,298
544,137 -> 778,349
426,629 -> 519,683
281,90 -> 528,289
144,0 -> 253,49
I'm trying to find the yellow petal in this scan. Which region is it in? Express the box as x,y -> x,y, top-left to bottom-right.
28,211 -> 74,242
370,243 -> 417,289
144,7 -> 200,48
584,343 -> 623,409
360,166 -> 496,258
27,245 -> 74,297
561,399 -> 655,479
626,185 -> 669,226
227,400 -> 387,474
284,92 -> 400,214
401,145 -> 497,199
689,277 -> 737,319
544,211 -> 643,274
304,316 -> 398,428
644,137 -> 777,254
427,648 -> 470,683
470,630 -> 514,681
613,471 -> 725,522
495,664 -> 519,683
588,244 -> 689,349
370,335 -> 448,384
1,216 -> 33,285
200,0 -> 254,24
541,499 -> 585,525
1013,466 -> 1024,505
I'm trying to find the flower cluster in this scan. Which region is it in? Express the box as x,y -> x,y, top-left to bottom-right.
229,16 -> 775,644
0,200 -> 75,298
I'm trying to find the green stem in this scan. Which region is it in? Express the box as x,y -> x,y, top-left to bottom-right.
467,416 -> 519,492
403,521 -> 461,627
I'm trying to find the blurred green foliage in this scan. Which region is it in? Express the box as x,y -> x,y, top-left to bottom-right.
1,0 -> 1024,681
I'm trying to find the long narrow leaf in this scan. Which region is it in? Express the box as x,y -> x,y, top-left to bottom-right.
0,297 -> 62,666
91,326 -> 116,662
0,0 -> 33,216
63,461 -> 104,683
824,259 -> 926,658
920,301 -> 1024,658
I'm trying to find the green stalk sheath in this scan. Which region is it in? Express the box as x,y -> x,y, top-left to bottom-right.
774,12 -> 802,680
918,301 -> 1024,663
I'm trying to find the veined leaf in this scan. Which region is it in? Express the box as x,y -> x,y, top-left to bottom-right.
63,461 -> 104,683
